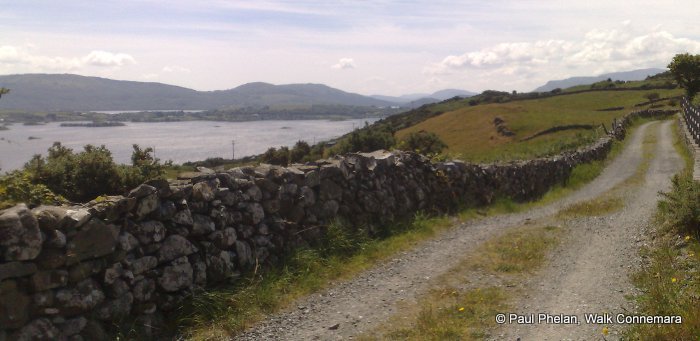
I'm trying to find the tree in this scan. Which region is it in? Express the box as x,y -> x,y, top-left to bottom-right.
400,130 -> 447,156
644,92 -> 660,104
290,140 -> 311,163
668,53 -> 700,100
0,88 -> 9,99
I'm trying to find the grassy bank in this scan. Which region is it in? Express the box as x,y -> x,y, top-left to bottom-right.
626,119 -> 700,340
396,88 -> 681,162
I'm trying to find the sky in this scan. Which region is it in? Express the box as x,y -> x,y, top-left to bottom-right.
1,0 -> 700,96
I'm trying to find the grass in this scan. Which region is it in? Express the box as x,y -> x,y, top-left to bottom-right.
396,88 -> 682,163
556,119 -> 662,218
556,196 -> 625,218
368,225 -> 561,340
177,213 -> 454,340
625,119 -> 700,340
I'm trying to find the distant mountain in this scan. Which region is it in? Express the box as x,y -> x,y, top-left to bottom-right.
0,74 -> 393,111
533,68 -> 666,92
372,88 -> 476,104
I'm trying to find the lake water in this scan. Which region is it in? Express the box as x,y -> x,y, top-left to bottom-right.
0,118 -> 377,172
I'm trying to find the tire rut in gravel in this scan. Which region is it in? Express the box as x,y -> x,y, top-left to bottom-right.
492,120 -> 683,340
236,122 -> 660,341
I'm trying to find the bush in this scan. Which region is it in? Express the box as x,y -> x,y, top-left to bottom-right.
399,130 -> 447,156
289,140 -> 311,163
0,170 -> 65,208
329,124 -> 395,155
260,147 -> 290,166
658,172 -> 700,234
23,142 -> 167,202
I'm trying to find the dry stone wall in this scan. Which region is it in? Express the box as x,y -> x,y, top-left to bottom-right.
0,109 -> 675,340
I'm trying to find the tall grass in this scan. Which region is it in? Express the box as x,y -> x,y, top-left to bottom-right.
626,119 -> 700,339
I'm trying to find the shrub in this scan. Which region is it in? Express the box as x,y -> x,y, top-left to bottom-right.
260,147 -> 290,166
658,172 -> 700,234
0,170 -> 65,208
399,130 -> 447,156
329,124 -> 395,155
289,140 -> 311,163
23,142 -> 166,202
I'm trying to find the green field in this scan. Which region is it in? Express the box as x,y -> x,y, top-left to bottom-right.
396,87 -> 682,162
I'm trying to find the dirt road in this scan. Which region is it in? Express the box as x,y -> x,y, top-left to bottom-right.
238,120 -> 682,340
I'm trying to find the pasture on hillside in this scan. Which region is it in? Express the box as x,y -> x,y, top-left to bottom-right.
396,88 -> 682,162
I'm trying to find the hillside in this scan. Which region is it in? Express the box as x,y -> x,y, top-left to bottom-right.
533,68 -> 666,92
395,86 -> 682,162
0,74 -> 393,111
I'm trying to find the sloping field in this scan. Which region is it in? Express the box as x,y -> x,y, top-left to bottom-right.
396,88 -> 682,162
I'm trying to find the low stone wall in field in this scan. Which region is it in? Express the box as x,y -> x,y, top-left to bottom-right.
0,109 -> 673,339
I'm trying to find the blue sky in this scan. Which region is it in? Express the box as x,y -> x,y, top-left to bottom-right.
1,1 -> 700,95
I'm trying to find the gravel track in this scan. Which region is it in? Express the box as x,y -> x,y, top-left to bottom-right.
493,120 -> 683,340
237,121 -> 675,341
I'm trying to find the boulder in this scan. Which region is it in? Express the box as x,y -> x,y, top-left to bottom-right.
134,193 -> 160,220
31,206 -> 68,232
55,279 -> 105,316
132,278 -> 156,302
36,248 -> 67,269
95,293 -> 133,320
31,270 -> 68,291
0,262 -> 38,281
244,203 -> 265,225
235,240 -> 253,268
192,181 -> 216,202
205,250 -> 237,283
319,179 -> 343,201
66,219 -> 119,265
11,318 -> 60,341
157,257 -> 193,292
191,214 -> 215,236
172,208 -> 194,226
208,228 -> 237,250
128,184 -> 157,198
244,185 -> 263,202
61,316 -> 87,336
128,220 -> 166,245
0,204 -> 43,261
157,235 -> 198,263
0,280 -> 31,329
129,256 -> 158,275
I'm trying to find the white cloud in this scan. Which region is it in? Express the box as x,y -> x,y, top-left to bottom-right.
332,57 -> 355,69
427,26 -> 700,82
0,45 -> 136,74
82,50 -> 135,67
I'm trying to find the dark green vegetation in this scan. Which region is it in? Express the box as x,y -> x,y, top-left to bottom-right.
627,125 -> 700,339
0,143 -> 169,206
668,53 -> 700,100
